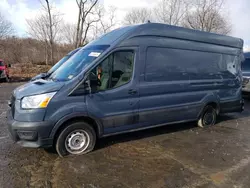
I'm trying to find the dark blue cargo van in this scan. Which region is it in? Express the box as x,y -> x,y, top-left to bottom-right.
7,23 -> 244,157
242,52 -> 250,92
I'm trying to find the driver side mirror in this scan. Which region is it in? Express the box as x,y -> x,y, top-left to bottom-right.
70,72 -> 101,96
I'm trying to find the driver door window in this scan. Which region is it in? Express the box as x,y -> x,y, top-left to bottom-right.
91,50 -> 134,91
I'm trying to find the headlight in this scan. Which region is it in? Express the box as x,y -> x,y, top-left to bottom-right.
21,92 -> 56,109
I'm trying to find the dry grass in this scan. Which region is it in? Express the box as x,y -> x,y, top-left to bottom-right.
9,63 -> 51,81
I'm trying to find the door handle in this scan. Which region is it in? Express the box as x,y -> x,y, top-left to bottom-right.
128,89 -> 137,95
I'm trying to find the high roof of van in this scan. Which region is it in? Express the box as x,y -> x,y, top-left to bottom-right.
127,23 -> 243,49
88,23 -> 243,50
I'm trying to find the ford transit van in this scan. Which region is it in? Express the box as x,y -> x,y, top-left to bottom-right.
7,23 -> 244,156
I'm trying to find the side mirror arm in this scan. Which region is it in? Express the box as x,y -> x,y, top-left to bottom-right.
70,79 -> 91,96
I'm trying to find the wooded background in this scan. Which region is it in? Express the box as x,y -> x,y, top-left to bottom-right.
0,0 -> 232,78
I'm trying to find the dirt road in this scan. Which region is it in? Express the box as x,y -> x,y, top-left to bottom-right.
1,83 -> 250,188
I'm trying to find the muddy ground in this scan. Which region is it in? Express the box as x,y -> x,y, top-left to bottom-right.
1,82 -> 250,188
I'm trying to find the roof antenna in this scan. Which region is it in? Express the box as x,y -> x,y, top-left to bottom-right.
147,20 -> 151,23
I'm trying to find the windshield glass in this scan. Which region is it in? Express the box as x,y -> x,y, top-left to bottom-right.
47,56 -> 70,75
49,45 -> 109,81
0,61 -> 4,66
47,48 -> 81,75
242,58 -> 250,72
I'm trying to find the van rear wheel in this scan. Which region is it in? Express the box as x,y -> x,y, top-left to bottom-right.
55,121 -> 96,157
198,105 -> 217,128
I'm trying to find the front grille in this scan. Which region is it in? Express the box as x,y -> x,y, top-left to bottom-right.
242,77 -> 249,87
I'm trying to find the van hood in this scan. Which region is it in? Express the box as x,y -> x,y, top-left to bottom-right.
13,79 -> 65,100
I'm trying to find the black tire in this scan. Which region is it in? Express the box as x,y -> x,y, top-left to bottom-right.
55,121 -> 96,157
198,105 -> 217,128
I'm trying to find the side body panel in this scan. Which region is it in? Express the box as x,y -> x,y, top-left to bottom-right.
120,36 -> 242,127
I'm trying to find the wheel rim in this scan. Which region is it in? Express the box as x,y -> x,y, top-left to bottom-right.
65,130 -> 90,154
203,109 -> 216,126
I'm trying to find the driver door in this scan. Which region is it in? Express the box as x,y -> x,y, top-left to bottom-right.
86,48 -> 139,135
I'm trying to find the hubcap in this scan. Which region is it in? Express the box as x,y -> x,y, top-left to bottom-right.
65,130 -> 90,154
203,110 -> 215,126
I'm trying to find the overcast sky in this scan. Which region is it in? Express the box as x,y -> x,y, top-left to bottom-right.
0,0 -> 249,51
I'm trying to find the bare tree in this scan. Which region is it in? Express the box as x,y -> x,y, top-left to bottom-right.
100,6 -> 117,34
44,0 -> 55,64
182,0 -> 231,35
26,2 -> 62,65
0,13 -> 14,39
9,37 -> 23,64
91,6 -> 117,39
75,0 -> 100,48
60,23 -> 77,47
27,15 -> 49,64
154,0 -> 186,26
123,8 -> 152,25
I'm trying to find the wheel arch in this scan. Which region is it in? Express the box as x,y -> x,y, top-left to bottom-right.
198,94 -> 221,119
206,102 -> 219,114
50,113 -> 103,144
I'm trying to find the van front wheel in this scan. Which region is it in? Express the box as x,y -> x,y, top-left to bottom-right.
55,122 -> 96,157
198,105 -> 217,128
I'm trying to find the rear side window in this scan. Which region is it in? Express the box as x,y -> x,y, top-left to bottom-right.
145,47 -> 230,82
223,55 -> 240,78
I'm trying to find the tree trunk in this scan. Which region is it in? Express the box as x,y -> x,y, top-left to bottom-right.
75,0 -> 82,48
45,42 -> 48,65
50,44 -> 53,65
45,0 -> 54,65
78,15 -> 85,47
81,23 -> 90,45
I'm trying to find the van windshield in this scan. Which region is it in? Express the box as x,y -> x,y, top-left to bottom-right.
47,48 -> 81,76
49,45 -> 109,81
48,56 -> 70,75
47,56 -> 70,75
0,61 -> 4,66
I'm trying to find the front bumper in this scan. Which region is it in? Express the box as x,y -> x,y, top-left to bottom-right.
7,110 -> 53,148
